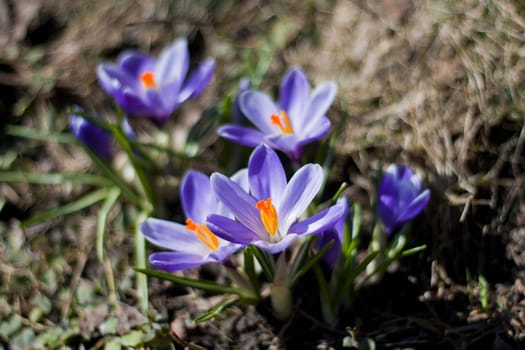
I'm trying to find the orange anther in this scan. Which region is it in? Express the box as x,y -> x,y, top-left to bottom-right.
140,71 -> 157,89
185,218 -> 219,251
270,110 -> 293,134
256,198 -> 278,236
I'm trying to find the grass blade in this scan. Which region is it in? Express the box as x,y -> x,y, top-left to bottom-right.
193,298 -> 239,323
22,188 -> 108,227
5,125 -> 77,144
135,211 -> 149,313
96,188 -> 121,262
134,268 -> 244,296
0,171 -> 112,187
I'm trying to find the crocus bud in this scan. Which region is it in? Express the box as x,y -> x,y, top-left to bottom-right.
69,108 -> 113,160
378,164 -> 430,234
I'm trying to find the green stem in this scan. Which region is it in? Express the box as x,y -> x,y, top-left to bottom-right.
135,211 -> 149,313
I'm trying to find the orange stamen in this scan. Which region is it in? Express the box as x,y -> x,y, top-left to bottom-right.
140,71 -> 157,89
270,110 -> 293,134
256,198 -> 278,236
185,218 -> 219,251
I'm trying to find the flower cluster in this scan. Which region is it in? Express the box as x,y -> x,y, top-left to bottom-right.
71,37 -> 431,322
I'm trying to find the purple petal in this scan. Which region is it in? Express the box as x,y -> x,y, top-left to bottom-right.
143,89 -> 169,118
141,218 -> 208,256
378,196 -> 397,233
301,81 -> 337,137
215,169 -> 250,218
252,234 -> 300,254
231,168 -> 249,191
207,214 -> 260,244
279,68 -> 309,131
155,38 -> 189,86
122,118 -> 136,140
178,58 -> 216,103
239,91 -> 279,134
265,133 -> 302,161
397,189 -> 431,223
209,243 -> 243,262
117,51 -> 155,78
97,64 -> 138,96
69,111 -> 113,161
289,201 -> 346,236
218,125 -> 266,147
210,173 -> 263,236
317,229 -> 341,267
181,170 -> 216,223
248,145 -> 286,204
298,116 -> 331,145
278,164 -> 323,232
387,164 -> 417,184
149,251 -> 210,272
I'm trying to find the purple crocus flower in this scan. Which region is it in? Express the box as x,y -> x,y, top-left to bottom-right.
317,197 -> 349,268
69,108 -> 113,160
97,38 -> 216,124
207,144 -> 346,254
141,170 -> 245,272
378,164 -> 431,234
218,68 -> 337,161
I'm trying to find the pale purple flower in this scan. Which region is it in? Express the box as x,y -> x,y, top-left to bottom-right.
207,145 -> 346,254
69,108 -> 113,160
317,197 -> 349,267
141,170 -> 245,272
378,164 -> 430,234
97,38 -> 215,124
218,68 -> 337,161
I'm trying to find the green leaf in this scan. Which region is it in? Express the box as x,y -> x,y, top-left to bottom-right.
288,236 -> 314,283
99,317 -> 119,335
22,188 -> 108,227
5,125 -> 77,144
11,328 -> 35,348
243,249 -> 260,295
104,338 -> 122,350
193,298 -> 239,323
248,246 -> 275,282
120,330 -> 147,347
0,171 -> 112,187
314,264 -> 332,316
96,188 -> 121,262
347,251 -> 379,285
134,268 -> 244,296
351,203 -> 362,241
479,274 -> 489,309
135,211 -> 149,313
79,140 -> 145,210
0,316 -> 21,339
29,295 -> 52,322
401,245 -> 426,257
290,240 -> 334,288
108,120 -> 156,209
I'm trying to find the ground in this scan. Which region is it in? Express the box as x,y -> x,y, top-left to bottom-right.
1,0 -> 525,349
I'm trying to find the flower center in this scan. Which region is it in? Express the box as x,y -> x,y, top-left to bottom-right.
270,110 -> 293,134
255,198 -> 278,236
140,71 -> 157,89
185,218 -> 219,251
